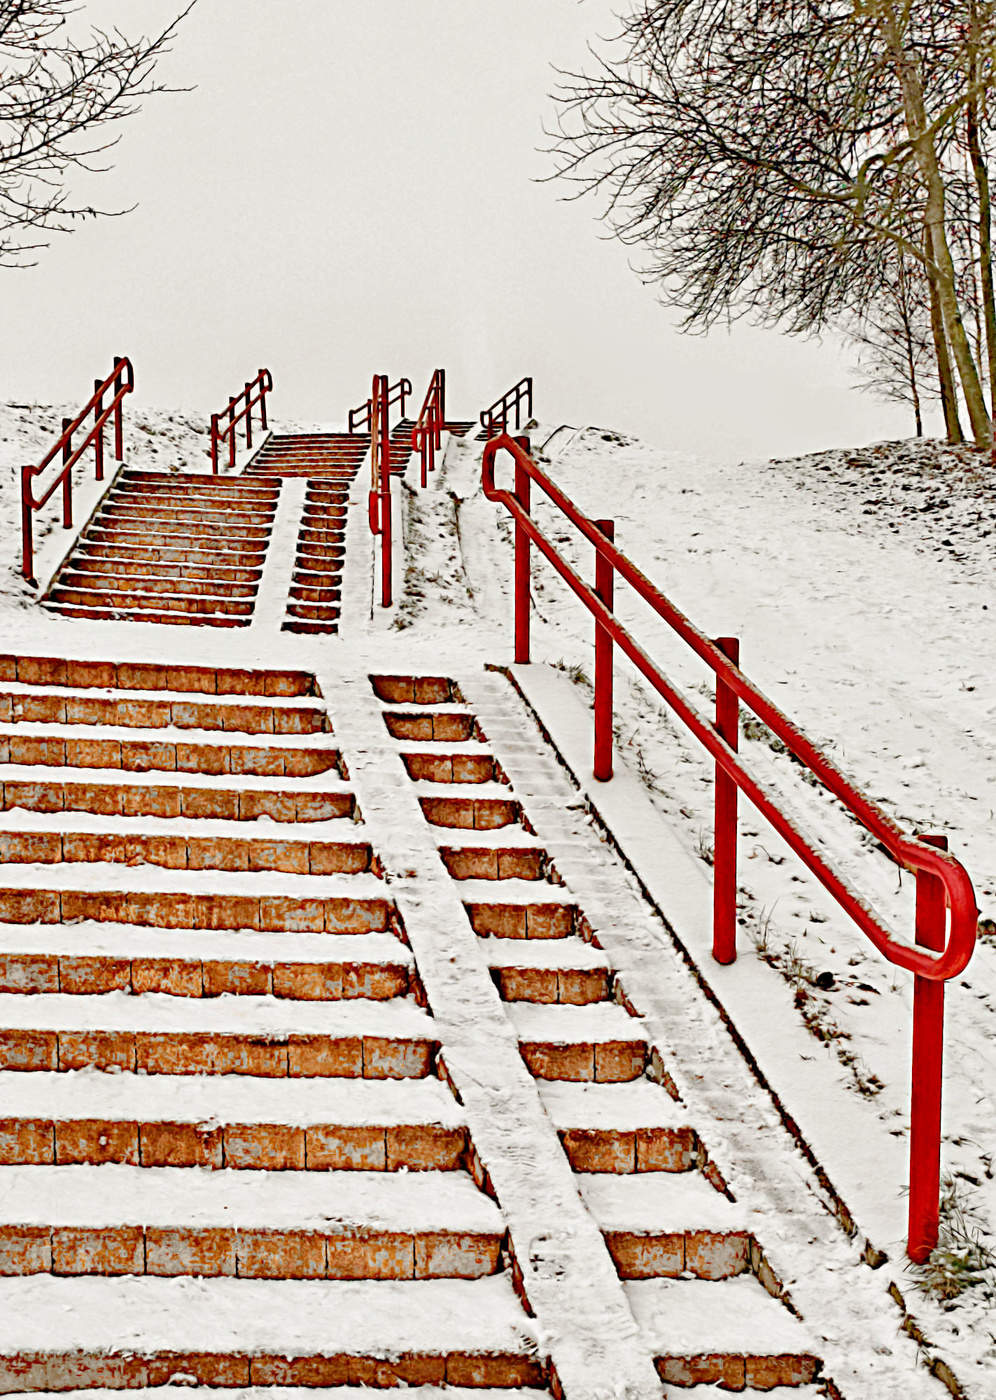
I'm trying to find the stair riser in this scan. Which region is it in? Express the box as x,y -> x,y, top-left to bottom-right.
385,713 -> 479,742
465,902 -> 578,939
0,890 -> 392,933
491,968 -> 610,1005
420,796 -> 524,830
0,1120 -> 468,1171
50,591 -> 254,618
0,832 -> 373,874
0,695 -> 327,734
0,783 -> 352,822
604,1230 -> 752,1281
0,1030 -> 435,1078
0,661 -> 315,697
0,1226 -> 502,1280
402,755 -> 505,784
0,735 -> 340,774
86,526 -> 272,546
439,848 -> 547,881
59,573 -> 259,600
519,1041 -> 647,1082
74,546 -> 267,568
98,508 -> 276,528
559,1127 -> 701,1173
655,1355 -> 821,1389
287,606 -> 340,623
68,560 -> 263,584
283,621 -> 339,636
372,677 -> 462,704
0,954 -> 407,1000
0,1348 -> 545,1391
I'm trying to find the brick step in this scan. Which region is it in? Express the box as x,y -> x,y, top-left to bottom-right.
295,545 -> 346,566
0,1164 -> 504,1279
59,570 -> 260,601
48,588 -> 255,618
0,1274 -> 543,1389
401,751 -> 507,785
419,792 -> 525,830
85,523 -> 272,546
0,660 -> 316,698
509,1003 -> 647,1082
0,864 -> 391,932
120,469 -> 281,488
0,1071 -> 468,1169
0,723 -> 342,774
98,504 -> 277,528
41,603 -> 252,630
287,605 -> 341,624
299,528 -> 347,547
628,1276 -> 821,1389
0,924 -> 410,999
0,685 -> 329,734
73,542 -> 267,568
0,819 -> 375,875
0,990 -> 436,1077
293,562 -> 343,580
67,558 -> 263,584
116,477 -> 280,497
438,844 -> 551,882
284,620 -> 340,636
372,676 -> 462,705
539,1081 -> 703,1174
482,938 -> 611,1005
302,504 -> 347,520
290,586 -> 342,605
383,709 -> 481,742
305,486 -> 350,501
0,770 -> 354,822
462,885 -> 580,939
30,1388 -> 550,1400
580,1172 -> 753,1280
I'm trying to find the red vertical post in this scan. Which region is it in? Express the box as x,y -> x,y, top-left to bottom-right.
513,435 -> 531,664
228,401 -> 236,468
210,415 -> 220,475
908,833 -> 948,1262
259,371 -> 268,430
61,418 -> 73,528
21,466 -> 35,583
93,379 -> 104,482
113,358 -> 125,460
245,384 -> 253,448
712,636 -> 741,964
593,519 -> 615,781
439,368 -> 446,430
420,430 -> 428,490
379,376 -> 392,608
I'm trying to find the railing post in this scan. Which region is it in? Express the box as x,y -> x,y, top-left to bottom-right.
228,400 -> 236,469
259,371 -> 269,430
61,418 -> 73,529
439,368 -> 446,427
210,415 -> 219,475
113,357 -> 125,460
93,379 -> 104,482
244,383 -> 253,448
513,435 -> 531,664
379,377 -> 392,608
593,519 -> 615,781
908,832 -> 948,1262
712,636 -> 741,965
21,466 -> 35,583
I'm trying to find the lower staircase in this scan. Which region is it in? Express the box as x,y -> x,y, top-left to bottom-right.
246,433 -> 369,483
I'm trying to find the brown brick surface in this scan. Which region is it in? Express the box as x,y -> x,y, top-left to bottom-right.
0,1225 -> 52,1274
141,1121 -> 223,1168
236,1230 -> 325,1278
51,1225 -> 144,1275
325,1231 -> 414,1279
520,1042 -> 595,1081
224,1122 -> 305,1170
656,1354 -> 747,1387
561,1128 -> 635,1173
684,1230 -> 751,1280
0,1118 -> 54,1165
306,1124 -> 386,1171
606,1231 -> 684,1279
146,1227 -> 236,1277
56,1120 -> 139,1166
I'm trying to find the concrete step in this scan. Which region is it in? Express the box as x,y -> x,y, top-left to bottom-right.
0,1274 -> 544,1389
0,923 -> 410,999
0,990 -> 437,1077
0,1164 -> 503,1279
0,863 -> 392,933
0,1070 -> 468,1169
0,769 -> 354,823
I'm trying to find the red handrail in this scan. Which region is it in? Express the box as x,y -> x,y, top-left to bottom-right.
349,376 -> 411,435
209,368 -> 272,474
367,374 -> 393,607
482,431 -> 978,1263
20,356 -> 134,585
411,369 -> 446,488
480,376 -> 533,439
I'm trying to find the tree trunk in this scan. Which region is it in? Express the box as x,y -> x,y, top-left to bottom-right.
927,231 -> 964,442
966,42 -> 996,424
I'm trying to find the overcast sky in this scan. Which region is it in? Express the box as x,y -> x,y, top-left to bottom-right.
1,0 -> 928,459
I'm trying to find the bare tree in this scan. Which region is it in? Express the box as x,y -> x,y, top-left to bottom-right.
0,1 -> 195,268
548,0 -> 996,447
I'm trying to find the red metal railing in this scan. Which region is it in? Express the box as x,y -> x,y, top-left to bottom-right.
480,376 -> 533,439
482,431 -> 979,1264
209,368 -> 272,474
20,356 -> 134,585
367,374 -> 393,607
411,369 -> 446,488
349,376 -> 411,435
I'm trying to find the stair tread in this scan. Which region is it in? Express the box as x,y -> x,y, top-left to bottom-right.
538,1081 -> 691,1130
0,682 -> 324,713
0,1274 -> 537,1355
0,1164 -> 500,1232
0,863 -> 383,898
580,1171 -> 748,1232
507,1002 -> 645,1044
0,762 -> 353,793
0,721 -> 338,749
0,924 -> 408,967
627,1275 -> 817,1355
0,990 -> 432,1038
0,808 -> 359,841
481,939 -> 608,971
0,1068 -> 464,1126
458,879 -> 573,905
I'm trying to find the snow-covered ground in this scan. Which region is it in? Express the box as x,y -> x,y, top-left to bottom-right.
395,421 -> 996,1385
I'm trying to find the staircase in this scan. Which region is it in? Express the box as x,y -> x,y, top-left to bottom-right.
42,471 -> 280,628
246,433 -> 369,482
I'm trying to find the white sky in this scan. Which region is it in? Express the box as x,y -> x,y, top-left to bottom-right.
1,0 -> 928,459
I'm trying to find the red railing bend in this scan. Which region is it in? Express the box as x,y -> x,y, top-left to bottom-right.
209,368 -> 272,474
20,356 -> 134,585
349,376 -> 412,435
411,369 -> 446,488
480,375 -> 533,440
367,374 -> 393,607
482,431 -> 979,1264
